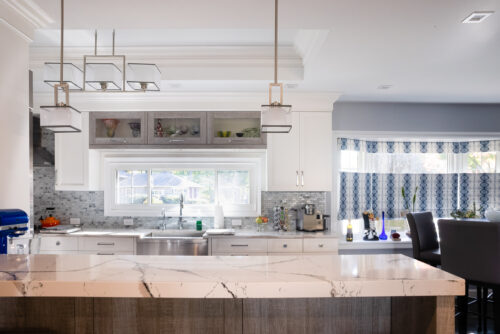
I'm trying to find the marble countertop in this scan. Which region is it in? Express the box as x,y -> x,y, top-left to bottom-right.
339,236 -> 413,249
0,254 -> 464,298
36,228 -> 338,239
206,230 -> 337,239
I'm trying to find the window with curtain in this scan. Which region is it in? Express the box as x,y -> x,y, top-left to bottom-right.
337,138 -> 500,234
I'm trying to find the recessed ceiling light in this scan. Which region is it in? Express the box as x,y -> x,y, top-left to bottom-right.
285,83 -> 298,89
169,83 -> 181,88
462,11 -> 494,24
377,84 -> 393,90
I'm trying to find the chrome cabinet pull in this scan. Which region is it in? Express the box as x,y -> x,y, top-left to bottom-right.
230,244 -> 249,247
97,242 -> 115,246
301,171 -> 304,187
97,252 -> 114,255
296,171 -> 299,187
169,139 -> 185,143
283,244 -> 288,248
318,244 -> 324,248
56,241 -> 61,246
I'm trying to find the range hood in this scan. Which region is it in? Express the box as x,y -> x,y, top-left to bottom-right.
33,115 -> 55,167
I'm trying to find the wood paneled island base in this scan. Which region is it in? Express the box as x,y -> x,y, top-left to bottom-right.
0,296 -> 454,334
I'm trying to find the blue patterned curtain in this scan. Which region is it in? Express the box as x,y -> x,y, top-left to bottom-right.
338,172 -> 499,220
338,138 -> 500,154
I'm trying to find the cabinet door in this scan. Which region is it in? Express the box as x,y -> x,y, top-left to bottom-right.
207,111 -> 266,146
147,112 -> 207,145
299,112 -> 332,191
267,112 -> 301,191
89,112 -> 147,146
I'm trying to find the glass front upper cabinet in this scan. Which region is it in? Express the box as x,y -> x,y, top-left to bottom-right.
89,112 -> 147,146
147,112 -> 207,145
207,111 -> 266,146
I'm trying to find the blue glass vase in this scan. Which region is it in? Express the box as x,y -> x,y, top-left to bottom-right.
379,211 -> 388,240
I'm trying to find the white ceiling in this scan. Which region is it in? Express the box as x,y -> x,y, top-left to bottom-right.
24,0 -> 500,102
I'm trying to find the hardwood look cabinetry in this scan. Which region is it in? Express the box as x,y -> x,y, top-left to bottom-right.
207,111 -> 266,147
89,112 -> 147,146
267,111 -> 332,191
147,111 -> 207,145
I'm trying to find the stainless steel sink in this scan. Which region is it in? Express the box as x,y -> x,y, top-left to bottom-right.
137,230 -> 208,256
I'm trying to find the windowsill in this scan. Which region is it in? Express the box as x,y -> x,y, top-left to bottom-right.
339,235 -> 412,250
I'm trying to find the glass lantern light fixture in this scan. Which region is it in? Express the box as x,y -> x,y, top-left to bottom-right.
260,0 -> 292,134
83,30 -> 125,92
43,62 -> 83,90
127,63 -> 161,91
40,0 -> 82,133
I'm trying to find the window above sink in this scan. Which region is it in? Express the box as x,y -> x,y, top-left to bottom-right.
103,151 -> 265,217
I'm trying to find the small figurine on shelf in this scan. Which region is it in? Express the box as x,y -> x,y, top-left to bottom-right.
155,120 -> 163,137
362,211 -> 379,241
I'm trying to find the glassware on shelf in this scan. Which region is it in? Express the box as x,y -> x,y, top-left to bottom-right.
128,122 -> 141,137
102,119 -> 120,137
379,211 -> 388,240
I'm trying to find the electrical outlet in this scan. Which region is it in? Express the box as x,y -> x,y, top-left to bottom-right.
70,218 -> 80,225
231,219 -> 242,226
124,218 -> 134,226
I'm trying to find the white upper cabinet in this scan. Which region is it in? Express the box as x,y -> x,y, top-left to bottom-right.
55,113 -> 100,191
267,111 -> 332,191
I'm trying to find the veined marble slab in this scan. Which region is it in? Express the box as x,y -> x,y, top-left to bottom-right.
0,254 -> 464,299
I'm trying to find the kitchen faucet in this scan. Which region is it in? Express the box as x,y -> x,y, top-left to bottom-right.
160,207 -> 167,230
178,193 -> 185,230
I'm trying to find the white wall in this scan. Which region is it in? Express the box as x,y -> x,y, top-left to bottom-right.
0,23 -> 31,213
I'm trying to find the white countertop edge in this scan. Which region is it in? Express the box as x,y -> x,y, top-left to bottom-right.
0,279 -> 464,299
339,239 -> 413,250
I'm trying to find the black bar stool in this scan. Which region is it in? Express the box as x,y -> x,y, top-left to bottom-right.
438,219 -> 500,333
407,212 -> 441,266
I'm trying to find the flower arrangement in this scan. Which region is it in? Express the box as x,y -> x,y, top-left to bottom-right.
450,202 -> 481,219
401,186 -> 418,212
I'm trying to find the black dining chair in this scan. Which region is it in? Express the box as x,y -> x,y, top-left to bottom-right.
406,212 -> 441,266
438,219 -> 500,333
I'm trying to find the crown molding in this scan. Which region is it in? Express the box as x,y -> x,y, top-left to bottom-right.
33,91 -> 339,112
30,45 -> 303,66
294,29 -> 330,65
3,0 -> 53,29
0,18 -> 32,42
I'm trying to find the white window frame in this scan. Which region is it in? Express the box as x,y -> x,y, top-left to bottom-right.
103,150 -> 266,217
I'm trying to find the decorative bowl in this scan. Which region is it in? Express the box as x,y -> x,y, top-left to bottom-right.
236,133 -> 244,137
485,209 -> 500,222
102,119 -> 120,137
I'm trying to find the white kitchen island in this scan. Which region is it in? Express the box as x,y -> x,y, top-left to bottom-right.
0,253 -> 464,333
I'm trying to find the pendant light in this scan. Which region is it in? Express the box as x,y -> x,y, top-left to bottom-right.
40,0 -> 82,133
260,0 -> 292,134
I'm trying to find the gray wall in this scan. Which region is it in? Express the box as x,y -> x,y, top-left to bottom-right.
332,102 -> 500,133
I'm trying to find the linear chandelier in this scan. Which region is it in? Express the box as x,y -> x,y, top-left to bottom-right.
44,30 -> 161,92
260,0 -> 292,134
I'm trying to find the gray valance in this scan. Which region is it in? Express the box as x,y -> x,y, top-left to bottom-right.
337,138 -> 500,154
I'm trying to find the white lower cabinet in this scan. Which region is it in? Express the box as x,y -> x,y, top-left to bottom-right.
37,236 -> 135,255
267,239 -> 302,253
210,237 -> 338,256
303,238 -> 338,253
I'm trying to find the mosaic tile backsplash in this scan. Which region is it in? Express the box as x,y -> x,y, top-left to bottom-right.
34,131 -> 329,230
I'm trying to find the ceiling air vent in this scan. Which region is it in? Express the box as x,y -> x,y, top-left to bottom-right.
462,11 -> 494,24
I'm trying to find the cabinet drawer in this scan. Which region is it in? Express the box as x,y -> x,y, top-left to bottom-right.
78,250 -> 134,255
211,238 -> 267,253
267,239 -> 302,253
78,237 -> 135,252
303,238 -> 338,253
212,252 -> 267,256
39,237 -> 78,251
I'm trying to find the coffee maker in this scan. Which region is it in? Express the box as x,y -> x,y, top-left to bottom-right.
296,204 -> 326,232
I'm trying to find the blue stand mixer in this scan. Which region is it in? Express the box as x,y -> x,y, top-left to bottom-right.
0,209 -> 29,254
